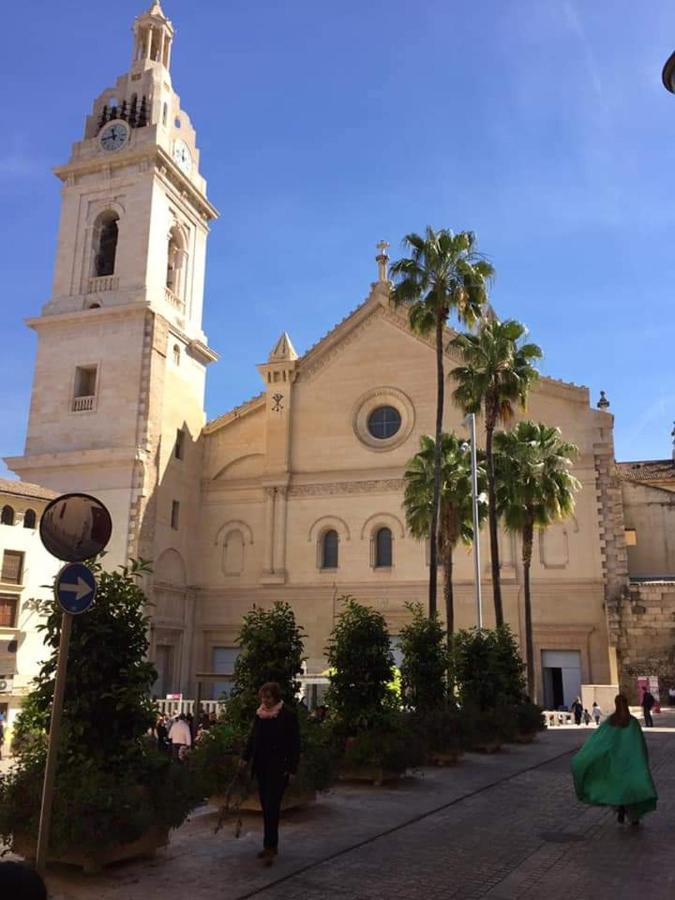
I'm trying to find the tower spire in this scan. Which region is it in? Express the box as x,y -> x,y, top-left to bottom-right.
132,1 -> 174,72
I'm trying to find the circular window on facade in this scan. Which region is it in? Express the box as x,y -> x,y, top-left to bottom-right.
352,387 -> 415,451
367,406 -> 402,440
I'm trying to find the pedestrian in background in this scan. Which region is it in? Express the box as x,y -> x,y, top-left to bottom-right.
572,697 -> 583,726
168,713 -> 192,759
240,681 -> 301,865
641,689 -> 655,728
572,693 -> 657,827
592,702 -> 602,726
155,715 -> 169,753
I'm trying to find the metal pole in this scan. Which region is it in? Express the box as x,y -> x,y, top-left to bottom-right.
468,413 -> 483,629
36,610 -> 73,874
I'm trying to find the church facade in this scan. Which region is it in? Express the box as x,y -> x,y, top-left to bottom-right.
6,4 -> 636,707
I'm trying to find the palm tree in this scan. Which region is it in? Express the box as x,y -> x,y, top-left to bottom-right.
450,319 -> 542,627
390,228 -> 493,617
494,422 -> 580,699
403,433 -> 487,635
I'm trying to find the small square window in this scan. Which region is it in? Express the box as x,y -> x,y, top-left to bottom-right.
170,500 -> 180,530
0,594 -> 18,628
1,550 -> 24,585
175,428 -> 185,460
73,365 -> 98,412
74,366 -> 97,397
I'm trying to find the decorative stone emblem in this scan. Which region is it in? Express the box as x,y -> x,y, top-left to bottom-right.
271,393 -> 284,412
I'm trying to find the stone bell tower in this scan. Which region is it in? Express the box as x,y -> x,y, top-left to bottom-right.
6,2 -> 219,573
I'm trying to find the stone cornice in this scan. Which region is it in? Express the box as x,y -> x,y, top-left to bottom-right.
288,478 -> 406,497
203,393 -> 266,435
26,303 -> 148,331
53,145 -> 219,222
194,577 -> 604,598
6,446 -> 141,472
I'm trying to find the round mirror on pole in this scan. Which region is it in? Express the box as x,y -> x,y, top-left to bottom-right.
39,493 -> 113,562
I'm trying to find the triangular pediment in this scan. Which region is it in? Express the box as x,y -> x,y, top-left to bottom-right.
295,282 -> 462,384
205,279 -> 589,433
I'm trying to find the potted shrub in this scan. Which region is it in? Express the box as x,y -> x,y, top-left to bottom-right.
452,626 -> 527,752
0,560 -> 201,873
340,709 -> 425,784
512,701 -> 545,742
397,603 -> 461,765
326,597 -> 422,782
419,706 -> 463,765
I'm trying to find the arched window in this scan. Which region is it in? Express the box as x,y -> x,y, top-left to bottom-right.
162,103 -> 168,126
224,529 -> 245,575
321,529 -> 339,569
172,344 -> 181,366
374,527 -> 392,568
1,505 -> 15,526
23,509 -> 37,529
93,211 -> 119,277
166,226 -> 186,298
151,28 -> 162,61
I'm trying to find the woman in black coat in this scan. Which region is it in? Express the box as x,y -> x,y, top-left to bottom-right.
240,682 -> 301,864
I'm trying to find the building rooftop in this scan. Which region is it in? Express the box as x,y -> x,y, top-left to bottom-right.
0,477 -> 58,501
616,459 -> 675,484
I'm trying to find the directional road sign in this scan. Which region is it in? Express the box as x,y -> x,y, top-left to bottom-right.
55,563 -> 97,615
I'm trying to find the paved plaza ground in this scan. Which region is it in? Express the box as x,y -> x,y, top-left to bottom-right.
5,715 -> 674,900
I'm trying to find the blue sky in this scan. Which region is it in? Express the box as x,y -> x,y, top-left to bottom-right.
2,0 -> 675,474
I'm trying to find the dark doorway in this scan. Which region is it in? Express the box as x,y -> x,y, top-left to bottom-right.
543,667 -> 564,709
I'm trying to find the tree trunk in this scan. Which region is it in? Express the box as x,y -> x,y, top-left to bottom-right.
485,419 -> 503,626
522,519 -> 535,700
443,543 -> 454,637
428,310 -> 445,619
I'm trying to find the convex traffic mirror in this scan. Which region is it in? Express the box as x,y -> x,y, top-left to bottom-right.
39,492 -> 113,562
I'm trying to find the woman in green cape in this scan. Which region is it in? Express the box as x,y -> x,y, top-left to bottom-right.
571,694 -> 657,825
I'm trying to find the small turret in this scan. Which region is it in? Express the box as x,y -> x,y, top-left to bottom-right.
131,1 -> 175,73
268,332 -> 299,363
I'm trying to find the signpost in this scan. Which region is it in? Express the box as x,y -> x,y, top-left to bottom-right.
55,563 -> 97,615
35,493 -> 112,874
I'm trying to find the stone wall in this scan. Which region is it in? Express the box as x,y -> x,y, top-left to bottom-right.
606,580 -> 675,700
621,480 -> 675,578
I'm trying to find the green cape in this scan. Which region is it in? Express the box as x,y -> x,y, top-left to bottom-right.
571,716 -> 657,818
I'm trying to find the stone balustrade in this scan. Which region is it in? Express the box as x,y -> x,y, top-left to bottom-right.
72,395 -> 95,412
86,275 -> 118,293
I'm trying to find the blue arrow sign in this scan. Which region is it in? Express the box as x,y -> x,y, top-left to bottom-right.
55,563 -> 97,615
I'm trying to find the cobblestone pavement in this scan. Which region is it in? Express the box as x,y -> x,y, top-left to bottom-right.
32,720 -> 675,900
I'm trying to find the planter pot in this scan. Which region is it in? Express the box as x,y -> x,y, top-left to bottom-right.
470,740 -> 503,754
209,785 -> 316,814
428,749 -> 463,767
14,826 -> 169,875
338,765 -> 403,786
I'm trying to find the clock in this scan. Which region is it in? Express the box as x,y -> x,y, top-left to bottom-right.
99,119 -> 130,152
173,139 -> 192,175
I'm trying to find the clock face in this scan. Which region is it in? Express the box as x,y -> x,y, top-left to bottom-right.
173,139 -> 192,175
99,120 -> 130,152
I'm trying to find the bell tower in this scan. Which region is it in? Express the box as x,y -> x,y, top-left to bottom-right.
6,2 -> 219,571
